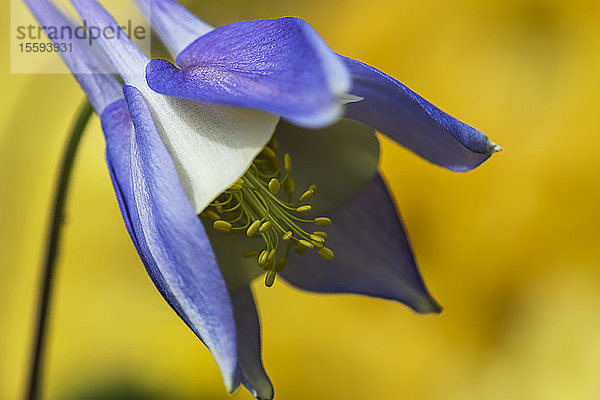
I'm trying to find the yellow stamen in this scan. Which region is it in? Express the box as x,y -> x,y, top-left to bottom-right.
282,231 -> 293,240
259,221 -> 272,233
201,142 -> 335,289
247,220 -> 261,237
298,189 -> 314,202
299,239 -> 315,249
294,243 -> 308,255
261,146 -> 276,159
258,250 -> 269,266
264,270 -> 277,287
268,178 -> 280,194
310,234 -> 325,243
314,217 -> 332,226
229,178 -> 245,190
284,153 -> 292,171
268,136 -> 278,151
213,220 -> 232,233
201,210 -> 221,221
284,178 -> 295,195
318,247 -> 335,261
313,231 -> 328,240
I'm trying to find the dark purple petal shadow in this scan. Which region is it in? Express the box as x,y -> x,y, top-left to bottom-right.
231,287 -> 273,400
281,173 -> 442,314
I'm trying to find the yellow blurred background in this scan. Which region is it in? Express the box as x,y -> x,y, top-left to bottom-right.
2,0 -> 600,399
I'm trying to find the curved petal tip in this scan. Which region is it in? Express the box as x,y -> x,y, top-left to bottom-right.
415,294 -> 443,314
489,141 -> 503,153
340,55 -> 500,171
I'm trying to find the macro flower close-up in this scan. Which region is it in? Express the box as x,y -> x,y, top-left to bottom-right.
4,0 -> 600,399
18,0 -> 499,397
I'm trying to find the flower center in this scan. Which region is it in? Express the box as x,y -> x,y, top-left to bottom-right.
201,137 -> 334,288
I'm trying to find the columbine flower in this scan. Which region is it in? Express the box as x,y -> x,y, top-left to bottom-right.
25,0 -> 500,399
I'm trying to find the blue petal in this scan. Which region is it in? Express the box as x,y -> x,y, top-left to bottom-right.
23,0 -> 122,112
100,87 -> 241,391
146,17 -> 350,128
230,288 -> 273,400
341,56 -> 501,171
134,0 -> 213,56
100,100 -> 138,246
280,174 -> 441,314
70,0 -> 149,85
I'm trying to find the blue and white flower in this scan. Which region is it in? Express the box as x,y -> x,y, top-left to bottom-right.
24,0 -> 500,398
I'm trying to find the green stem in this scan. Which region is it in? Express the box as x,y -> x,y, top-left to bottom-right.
26,101 -> 94,400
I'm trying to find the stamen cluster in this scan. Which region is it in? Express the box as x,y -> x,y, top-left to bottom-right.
200,137 -> 334,287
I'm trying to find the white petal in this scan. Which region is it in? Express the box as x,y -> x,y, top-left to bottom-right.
134,71 -> 279,212
71,0 -> 279,212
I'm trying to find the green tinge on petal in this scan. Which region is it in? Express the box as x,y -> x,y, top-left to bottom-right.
205,225 -> 267,291
275,118 -> 380,213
